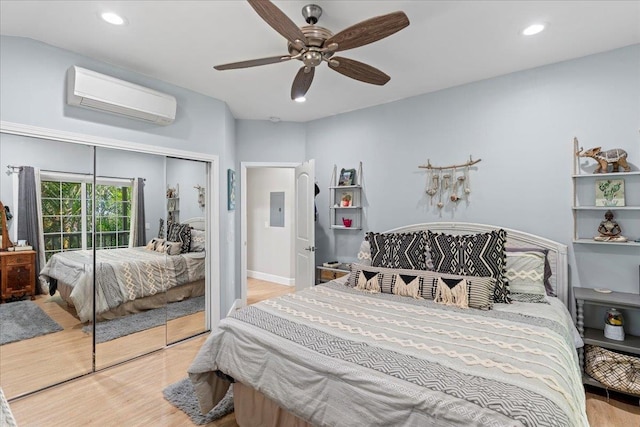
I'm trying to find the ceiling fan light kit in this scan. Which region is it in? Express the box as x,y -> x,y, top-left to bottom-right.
214,0 -> 410,101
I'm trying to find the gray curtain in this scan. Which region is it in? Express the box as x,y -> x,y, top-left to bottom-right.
134,178 -> 146,246
17,166 -> 43,294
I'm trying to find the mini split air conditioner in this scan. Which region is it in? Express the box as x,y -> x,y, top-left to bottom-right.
67,66 -> 177,125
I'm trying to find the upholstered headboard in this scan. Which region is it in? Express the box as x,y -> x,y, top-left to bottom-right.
183,217 -> 205,231
382,222 -> 569,307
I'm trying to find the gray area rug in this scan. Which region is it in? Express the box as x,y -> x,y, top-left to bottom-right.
86,296 -> 205,344
0,300 -> 64,345
163,377 -> 233,425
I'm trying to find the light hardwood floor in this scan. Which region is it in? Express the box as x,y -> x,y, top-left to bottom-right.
8,279 -> 639,426
1,292 -> 207,398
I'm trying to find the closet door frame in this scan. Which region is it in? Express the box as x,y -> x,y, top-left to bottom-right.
0,120 -> 221,334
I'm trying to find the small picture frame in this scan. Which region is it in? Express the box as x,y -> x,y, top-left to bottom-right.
341,191 -> 353,207
227,169 -> 236,211
595,179 -> 625,207
338,168 -> 356,186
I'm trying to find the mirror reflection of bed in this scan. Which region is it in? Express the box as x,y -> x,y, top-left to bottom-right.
0,134 -> 211,398
39,216 -> 207,368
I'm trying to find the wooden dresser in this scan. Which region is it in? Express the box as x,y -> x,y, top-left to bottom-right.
0,250 -> 36,303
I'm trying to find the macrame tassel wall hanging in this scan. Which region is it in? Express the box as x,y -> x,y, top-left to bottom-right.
419,156 -> 481,215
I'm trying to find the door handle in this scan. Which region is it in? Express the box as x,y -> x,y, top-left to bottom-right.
304,246 -> 316,252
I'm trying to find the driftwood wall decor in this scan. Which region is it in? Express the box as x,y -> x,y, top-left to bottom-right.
419,156 -> 482,210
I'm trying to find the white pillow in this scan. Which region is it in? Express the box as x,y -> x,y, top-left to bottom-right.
505,251 -> 546,295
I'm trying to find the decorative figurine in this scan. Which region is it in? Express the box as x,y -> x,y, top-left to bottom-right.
576,146 -> 631,173
594,210 -> 627,242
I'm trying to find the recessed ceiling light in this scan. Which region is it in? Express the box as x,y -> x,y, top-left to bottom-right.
101,12 -> 126,26
294,97 -> 306,103
522,23 -> 545,36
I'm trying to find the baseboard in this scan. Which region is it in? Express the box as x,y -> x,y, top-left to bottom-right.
227,299 -> 242,317
247,270 -> 295,286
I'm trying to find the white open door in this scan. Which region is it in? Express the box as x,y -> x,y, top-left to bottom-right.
294,160 -> 315,290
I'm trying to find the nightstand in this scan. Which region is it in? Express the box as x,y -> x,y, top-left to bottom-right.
315,264 -> 350,285
0,250 -> 36,302
574,287 -> 640,396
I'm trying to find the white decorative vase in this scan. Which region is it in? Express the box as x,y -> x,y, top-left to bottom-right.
604,324 -> 625,341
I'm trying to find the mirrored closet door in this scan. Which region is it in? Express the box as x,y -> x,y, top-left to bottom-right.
165,157 -> 208,344
93,147 -> 168,369
0,129 -> 213,399
0,134 -> 94,399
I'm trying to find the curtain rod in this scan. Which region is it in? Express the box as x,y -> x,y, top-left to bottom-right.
6,165 -> 144,181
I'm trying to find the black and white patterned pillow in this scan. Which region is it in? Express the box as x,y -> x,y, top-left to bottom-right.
347,263 -> 495,310
367,231 -> 428,270
167,221 -> 192,254
427,229 -> 510,303
509,293 -> 549,304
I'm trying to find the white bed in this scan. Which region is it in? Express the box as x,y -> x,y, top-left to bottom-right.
189,222 -> 586,427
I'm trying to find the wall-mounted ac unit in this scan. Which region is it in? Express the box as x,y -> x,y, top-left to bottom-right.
67,66 -> 177,125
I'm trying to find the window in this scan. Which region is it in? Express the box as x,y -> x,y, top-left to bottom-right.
41,174 -> 132,260
90,184 -> 131,249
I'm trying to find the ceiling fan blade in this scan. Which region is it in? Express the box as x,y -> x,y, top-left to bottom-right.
214,55 -> 291,70
328,57 -> 390,86
247,0 -> 308,46
325,11 -> 409,52
291,66 -> 315,100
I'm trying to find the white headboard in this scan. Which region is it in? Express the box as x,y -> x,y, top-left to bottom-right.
383,222 -> 569,307
183,217 -> 205,231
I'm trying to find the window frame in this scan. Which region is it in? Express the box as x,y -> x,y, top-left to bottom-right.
40,171 -> 133,259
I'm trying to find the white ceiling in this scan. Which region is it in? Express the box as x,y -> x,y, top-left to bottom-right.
1,1 -> 639,122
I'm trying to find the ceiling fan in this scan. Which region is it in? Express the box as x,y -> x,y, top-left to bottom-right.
214,1 -> 410,101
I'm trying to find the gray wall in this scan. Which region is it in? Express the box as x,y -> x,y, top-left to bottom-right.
0,35 -> 237,316
166,157 -> 207,224
304,44 -> 640,295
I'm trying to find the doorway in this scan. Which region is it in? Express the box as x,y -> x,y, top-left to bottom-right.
240,161 -> 315,307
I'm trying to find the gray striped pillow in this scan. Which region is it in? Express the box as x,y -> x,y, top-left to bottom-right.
348,263 -> 496,310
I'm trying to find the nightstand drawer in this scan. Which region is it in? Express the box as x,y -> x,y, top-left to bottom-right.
4,253 -> 33,266
320,269 -> 348,282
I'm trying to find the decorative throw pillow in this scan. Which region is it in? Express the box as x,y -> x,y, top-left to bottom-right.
392,274 -> 422,299
357,239 -> 372,265
146,238 -> 164,251
155,240 -> 181,255
427,229 -> 510,303
358,236 -> 434,269
167,221 -> 192,254
367,231 -> 429,270
348,263 -> 495,310
190,229 -> 206,252
434,277 -> 469,308
506,247 -> 554,296
158,218 -> 165,239
505,250 -> 546,295
509,293 -> 549,304
355,270 -> 381,292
